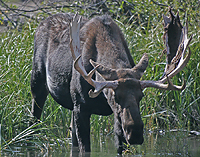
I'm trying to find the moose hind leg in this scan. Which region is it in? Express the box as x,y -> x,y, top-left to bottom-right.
31,73 -> 49,120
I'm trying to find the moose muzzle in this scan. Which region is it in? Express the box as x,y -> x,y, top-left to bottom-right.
122,107 -> 144,145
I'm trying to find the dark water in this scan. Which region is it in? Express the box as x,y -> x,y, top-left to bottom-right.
2,131 -> 200,157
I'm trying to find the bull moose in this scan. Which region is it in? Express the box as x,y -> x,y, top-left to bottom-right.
30,7 -> 192,154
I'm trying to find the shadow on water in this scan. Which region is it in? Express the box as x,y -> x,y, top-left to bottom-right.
2,131 -> 200,157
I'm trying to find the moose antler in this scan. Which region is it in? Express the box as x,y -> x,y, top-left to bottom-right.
69,13 -> 118,98
70,9 -> 192,98
140,8 -> 192,90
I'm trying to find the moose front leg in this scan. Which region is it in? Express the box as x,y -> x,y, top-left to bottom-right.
71,111 -> 78,147
114,115 -> 125,155
72,106 -> 91,152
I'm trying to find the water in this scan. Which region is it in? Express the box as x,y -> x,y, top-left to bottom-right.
2,131 -> 200,157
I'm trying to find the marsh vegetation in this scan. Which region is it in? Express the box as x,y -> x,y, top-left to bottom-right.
0,0 -> 199,155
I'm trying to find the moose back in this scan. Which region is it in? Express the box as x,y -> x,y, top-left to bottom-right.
31,8 -> 192,154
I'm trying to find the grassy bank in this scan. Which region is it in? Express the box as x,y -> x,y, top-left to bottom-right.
0,0 -> 199,154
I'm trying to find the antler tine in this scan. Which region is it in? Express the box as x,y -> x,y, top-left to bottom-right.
70,13 -> 118,98
140,76 -> 186,90
160,21 -> 193,84
74,55 -> 118,98
74,54 -> 118,98
73,55 -> 100,87
70,13 -> 82,60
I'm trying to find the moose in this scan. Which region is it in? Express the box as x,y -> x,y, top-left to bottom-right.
31,7 -> 192,154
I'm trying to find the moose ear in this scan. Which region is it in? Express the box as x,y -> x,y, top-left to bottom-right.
89,59 -> 118,80
131,53 -> 149,79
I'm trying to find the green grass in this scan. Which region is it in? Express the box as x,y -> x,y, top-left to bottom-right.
0,0 -> 199,154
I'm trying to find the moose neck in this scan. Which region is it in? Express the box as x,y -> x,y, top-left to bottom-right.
80,15 -> 135,71
95,21 -> 134,69
95,39 -> 133,69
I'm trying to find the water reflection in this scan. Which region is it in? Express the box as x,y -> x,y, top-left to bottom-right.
70,147 -> 91,157
2,131 -> 200,157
